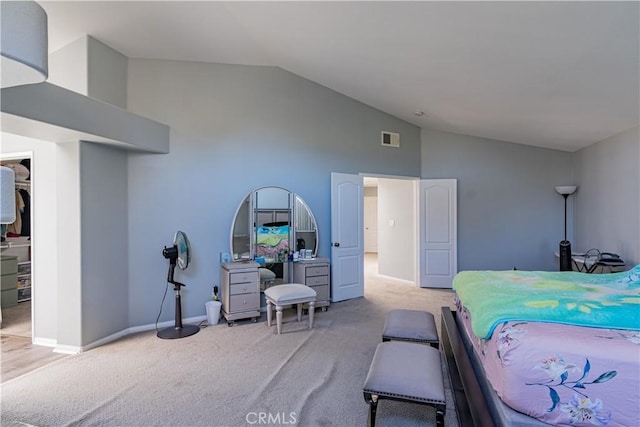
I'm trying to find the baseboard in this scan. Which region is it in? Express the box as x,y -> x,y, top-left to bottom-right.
33,336 -> 56,348
52,315 -> 208,354
376,273 -> 415,286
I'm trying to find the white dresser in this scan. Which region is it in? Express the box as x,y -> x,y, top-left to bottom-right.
293,258 -> 330,311
221,261 -> 260,326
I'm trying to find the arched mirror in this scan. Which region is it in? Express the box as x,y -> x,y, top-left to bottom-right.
230,186 -> 318,285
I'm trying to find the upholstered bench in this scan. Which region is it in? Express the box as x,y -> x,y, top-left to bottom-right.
259,267 -> 276,290
363,341 -> 446,427
382,309 -> 439,348
264,284 -> 316,335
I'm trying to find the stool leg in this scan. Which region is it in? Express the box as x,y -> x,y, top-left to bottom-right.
308,301 -> 315,329
364,394 -> 378,427
266,300 -> 272,327
436,405 -> 445,427
276,305 -> 283,335
297,303 -> 302,322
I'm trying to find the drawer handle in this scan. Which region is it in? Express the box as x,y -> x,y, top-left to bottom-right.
242,300 -> 247,304
243,286 -> 247,291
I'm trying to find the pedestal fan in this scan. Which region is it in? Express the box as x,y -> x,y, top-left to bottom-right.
157,231 -> 200,339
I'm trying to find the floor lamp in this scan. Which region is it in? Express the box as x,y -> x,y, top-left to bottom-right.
555,185 -> 577,271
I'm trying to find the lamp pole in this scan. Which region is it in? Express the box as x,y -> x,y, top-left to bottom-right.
555,186 -> 577,272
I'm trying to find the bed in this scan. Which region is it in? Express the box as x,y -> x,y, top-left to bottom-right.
441,266 -> 640,427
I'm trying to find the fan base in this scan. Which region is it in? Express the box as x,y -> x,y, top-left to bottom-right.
157,324 -> 200,339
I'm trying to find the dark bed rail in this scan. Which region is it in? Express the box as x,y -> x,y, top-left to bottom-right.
441,307 -> 495,427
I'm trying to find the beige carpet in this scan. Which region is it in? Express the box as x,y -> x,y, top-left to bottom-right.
1,257 -> 459,427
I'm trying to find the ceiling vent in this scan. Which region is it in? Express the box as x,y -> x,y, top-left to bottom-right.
381,131 -> 400,148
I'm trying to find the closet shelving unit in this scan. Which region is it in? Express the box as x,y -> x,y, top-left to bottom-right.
1,178 -> 32,303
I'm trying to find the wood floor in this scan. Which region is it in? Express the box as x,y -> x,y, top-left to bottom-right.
1,302 -> 67,383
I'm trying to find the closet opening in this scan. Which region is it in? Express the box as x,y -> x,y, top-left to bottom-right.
1,153 -> 33,342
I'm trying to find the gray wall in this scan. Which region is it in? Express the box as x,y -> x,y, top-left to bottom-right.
421,129 -> 574,271
574,126 -> 639,266
80,142 -> 129,343
126,60 -> 421,326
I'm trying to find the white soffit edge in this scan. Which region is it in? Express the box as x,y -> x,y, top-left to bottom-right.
0,82 -> 169,153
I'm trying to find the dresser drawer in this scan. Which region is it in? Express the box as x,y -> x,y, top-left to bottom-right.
229,281 -> 258,295
305,266 -> 328,277
1,256 -> 18,275
310,284 -> 329,301
306,275 -> 328,286
1,288 -> 17,308
1,273 -> 17,291
229,271 -> 258,285
228,293 -> 259,312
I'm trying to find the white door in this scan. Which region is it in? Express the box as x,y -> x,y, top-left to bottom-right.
419,179 -> 457,288
330,173 -> 364,302
364,195 -> 378,253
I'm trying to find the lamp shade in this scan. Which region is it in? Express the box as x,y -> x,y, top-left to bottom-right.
1,0 -> 48,88
0,166 -> 16,224
555,185 -> 577,195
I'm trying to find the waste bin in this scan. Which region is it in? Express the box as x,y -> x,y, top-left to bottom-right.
206,300 -> 222,325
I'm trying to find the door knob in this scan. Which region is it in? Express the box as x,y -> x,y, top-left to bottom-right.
333,242 -> 340,247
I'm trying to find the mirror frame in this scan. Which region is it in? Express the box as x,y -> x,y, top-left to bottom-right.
229,186 -> 319,261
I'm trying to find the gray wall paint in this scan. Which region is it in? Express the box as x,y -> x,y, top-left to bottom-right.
421,129 -> 574,271
574,126 -> 639,266
80,142 -> 129,343
87,37 -> 128,109
126,60 -> 421,326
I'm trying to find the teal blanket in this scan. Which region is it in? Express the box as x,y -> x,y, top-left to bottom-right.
453,265 -> 640,339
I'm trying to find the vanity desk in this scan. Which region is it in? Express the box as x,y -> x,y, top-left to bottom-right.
227,185 -> 331,317
293,257 -> 330,311
220,261 -> 260,326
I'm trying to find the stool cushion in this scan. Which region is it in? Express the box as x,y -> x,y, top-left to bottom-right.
383,309 -> 438,343
264,284 -> 316,304
259,268 -> 276,280
363,341 -> 445,404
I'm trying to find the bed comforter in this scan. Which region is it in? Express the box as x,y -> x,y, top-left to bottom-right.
453,266 -> 640,427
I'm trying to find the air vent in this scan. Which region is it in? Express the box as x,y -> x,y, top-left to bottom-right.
381,131 -> 400,148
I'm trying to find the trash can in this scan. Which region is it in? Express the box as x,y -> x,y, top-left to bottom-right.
206,300 -> 222,325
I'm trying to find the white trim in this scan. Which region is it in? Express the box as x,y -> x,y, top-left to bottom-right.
33,337 -> 56,348
54,315 -> 209,353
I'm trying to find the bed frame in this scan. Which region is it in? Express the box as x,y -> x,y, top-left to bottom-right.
440,307 -> 546,427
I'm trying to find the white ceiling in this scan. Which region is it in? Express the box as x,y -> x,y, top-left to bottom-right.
40,1 -> 639,152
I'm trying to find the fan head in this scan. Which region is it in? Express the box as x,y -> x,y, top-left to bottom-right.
174,231 -> 191,270
162,230 -> 191,270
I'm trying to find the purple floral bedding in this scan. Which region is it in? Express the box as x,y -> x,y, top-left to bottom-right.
456,299 -> 640,426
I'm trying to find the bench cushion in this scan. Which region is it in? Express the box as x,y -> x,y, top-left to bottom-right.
383,309 -> 438,344
363,341 -> 445,404
264,283 -> 316,304
259,268 -> 276,280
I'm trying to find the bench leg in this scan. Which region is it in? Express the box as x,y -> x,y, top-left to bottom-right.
276,305 -> 283,335
363,393 -> 378,427
297,303 -> 303,322
308,301 -> 315,329
266,300 -> 272,327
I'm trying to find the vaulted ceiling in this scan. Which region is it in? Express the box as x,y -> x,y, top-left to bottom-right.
41,1 -> 639,152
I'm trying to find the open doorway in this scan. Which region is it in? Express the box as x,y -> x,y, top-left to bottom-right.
362,175 -> 418,290
1,153 -> 34,342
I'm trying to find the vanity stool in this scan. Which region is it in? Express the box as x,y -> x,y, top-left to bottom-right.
363,341 -> 446,427
382,309 -> 439,348
259,267 -> 276,290
264,284 -> 316,335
